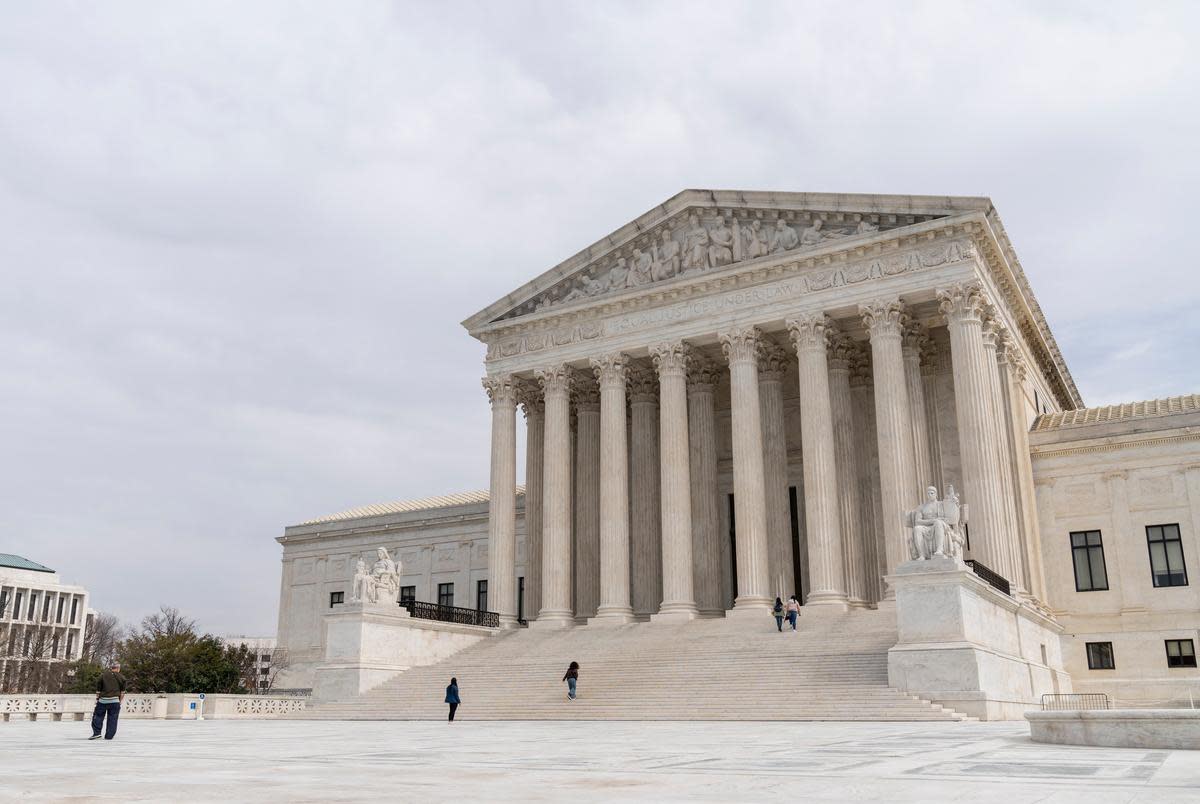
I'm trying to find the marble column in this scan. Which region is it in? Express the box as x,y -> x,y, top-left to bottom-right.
982,311 -> 1025,590
519,384 -> 544,622
651,341 -> 698,621
590,353 -> 634,623
719,326 -> 771,611
687,357 -> 723,617
628,364 -> 662,618
849,351 -> 883,603
787,313 -> 849,610
902,322 -> 934,498
920,338 -> 945,493
483,374 -> 519,627
758,340 -> 794,600
859,300 -> 917,596
572,374 -> 601,619
998,345 -> 1045,600
936,283 -> 1008,577
827,333 -> 869,608
532,365 -> 574,627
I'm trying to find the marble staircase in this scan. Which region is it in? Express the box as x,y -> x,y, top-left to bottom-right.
294,608 -> 970,721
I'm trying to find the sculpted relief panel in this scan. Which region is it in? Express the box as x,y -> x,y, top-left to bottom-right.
485,236 -> 977,363
512,210 -> 901,318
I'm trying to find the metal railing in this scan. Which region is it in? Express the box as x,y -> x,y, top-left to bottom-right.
401,600 -> 500,628
1041,693 -> 1110,711
964,559 -> 1011,596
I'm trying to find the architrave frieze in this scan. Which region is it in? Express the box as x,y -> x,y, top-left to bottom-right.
482,231 -> 981,376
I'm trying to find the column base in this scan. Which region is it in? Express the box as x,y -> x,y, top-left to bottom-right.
529,610 -> 576,629
498,613 -> 521,629
725,597 -> 771,620
802,592 -> 850,613
650,603 -> 698,623
847,597 -> 872,610
589,606 -> 636,626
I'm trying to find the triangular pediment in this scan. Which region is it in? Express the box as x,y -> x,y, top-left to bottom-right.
463,189 -> 993,333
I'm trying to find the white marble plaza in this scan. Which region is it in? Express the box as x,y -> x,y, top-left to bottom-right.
2,719 -> 1199,802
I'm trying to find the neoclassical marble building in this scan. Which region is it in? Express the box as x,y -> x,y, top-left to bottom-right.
276,190 -> 1199,706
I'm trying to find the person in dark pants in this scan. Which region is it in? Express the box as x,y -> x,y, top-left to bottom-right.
445,677 -> 460,722
772,597 -> 785,632
90,662 -> 127,740
786,595 -> 800,632
563,661 -> 579,701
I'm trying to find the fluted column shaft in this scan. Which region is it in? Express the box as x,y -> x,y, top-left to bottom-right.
758,342 -> 794,600
573,378 -> 601,619
788,314 -> 849,609
999,346 -> 1044,599
484,375 -> 519,627
920,339 -> 945,492
532,365 -> 574,627
828,336 -> 868,607
652,342 -> 698,620
591,354 -> 634,623
937,284 -> 1008,576
982,318 -> 1025,593
903,324 -> 934,496
720,327 -> 771,611
520,390 -> 544,621
860,300 -> 917,596
687,360 -> 723,616
629,366 -> 662,618
850,356 -> 883,603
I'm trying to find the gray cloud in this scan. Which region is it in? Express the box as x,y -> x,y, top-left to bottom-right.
2,1 -> 1197,634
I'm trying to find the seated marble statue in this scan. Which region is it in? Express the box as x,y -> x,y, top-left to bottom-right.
905,485 -> 968,561
369,547 -> 401,604
350,558 -> 371,603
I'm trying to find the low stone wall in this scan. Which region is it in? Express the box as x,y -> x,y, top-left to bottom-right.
1027,709 -> 1200,749
0,694 -> 308,721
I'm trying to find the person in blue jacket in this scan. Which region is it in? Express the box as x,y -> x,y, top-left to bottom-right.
445,677 -> 460,722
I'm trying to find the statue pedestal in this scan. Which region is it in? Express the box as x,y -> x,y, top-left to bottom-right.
312,604 -> 493,702
886,557 -> 1071,720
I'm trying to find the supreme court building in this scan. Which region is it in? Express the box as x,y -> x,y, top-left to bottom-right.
276,190 -> 1200,708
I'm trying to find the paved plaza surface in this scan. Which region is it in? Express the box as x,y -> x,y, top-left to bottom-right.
1,719 -> 1198,802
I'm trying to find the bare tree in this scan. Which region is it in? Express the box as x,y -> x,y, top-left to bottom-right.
81,612 -> 123,666
140,606 -> 195,640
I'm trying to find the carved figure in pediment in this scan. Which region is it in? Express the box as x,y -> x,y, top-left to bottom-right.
608,257 -> 631,290
629,249 -> 654,286
579,272 -> 609,297
682,214 -> 711,272
652,229 -> 681,281
769,218 -> 799,253
856,219 -> 879,234
800,218 -> 825,247
562,285 -> 587,303
708,217 -> 735,268
742,219 -> 768,259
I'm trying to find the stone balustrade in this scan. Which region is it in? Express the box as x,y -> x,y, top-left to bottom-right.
0,693 -> 308,721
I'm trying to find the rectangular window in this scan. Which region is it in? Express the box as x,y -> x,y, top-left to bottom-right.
41,596 -> 51,622
1071,531 -> 1109,591
1147,524 -> 1188,588
399,586 -> 416,604
23,631 -> 31,655
0,591 -> 7,619
260,667 -> 270,675
69,598 -> 78,625
438,583 -> 454,608
518,577 -> 525,621
1086,641 -> 1115,670
1166,640 -> 1197,668
14,592 -> 22,622
66,633 -> 74,657
476,580 -> 488,612
27,593 -> 37,620
56,597 -> 65,624
260,653 -> 271,663
51,635 -> 59,658
329,591 -> 344,607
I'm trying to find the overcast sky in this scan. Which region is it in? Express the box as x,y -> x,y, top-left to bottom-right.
2,2 -> 1198,637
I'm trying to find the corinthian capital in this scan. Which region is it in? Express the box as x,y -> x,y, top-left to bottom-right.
827,332 -> 856,372
757,339 -> 790,380
858,299 -> 908,340
936,282 -> 989,325
516,380 -> 544,418
650,341 -> 692,378
786,312 -> 833,353
572,371 -> 600,410
534,363 -> 573,398
901,320 -> 927,353
719,326 -> 763,366
591,353 -> 629,390
687,356 -> 722,394
627,363 -> 659,403
482,374 -> 519,406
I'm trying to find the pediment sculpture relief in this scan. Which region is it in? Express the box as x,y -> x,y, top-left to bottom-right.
518,211 -> 899,318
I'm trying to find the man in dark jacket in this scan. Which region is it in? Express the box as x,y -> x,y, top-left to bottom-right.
90,662 -> 127,740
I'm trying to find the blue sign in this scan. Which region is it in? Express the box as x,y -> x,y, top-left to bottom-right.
189,702 -> 196,710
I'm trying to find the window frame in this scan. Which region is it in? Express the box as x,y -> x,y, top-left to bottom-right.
1085,641 -> 1115,670
329,591 -> 344,607
1165,639 -> 1197,668
1146,523 -> 1189,588
438,583 -> 454,608
399,585 -> 416,604
1070,530 -> 1109,592
476,579 -> 488,612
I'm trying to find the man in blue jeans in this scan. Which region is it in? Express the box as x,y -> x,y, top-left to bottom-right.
90,661 -> 127,740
